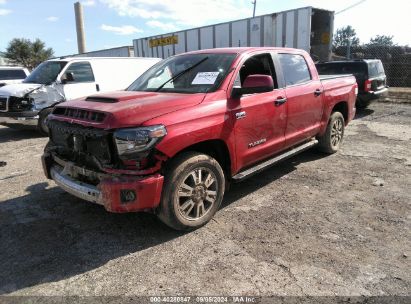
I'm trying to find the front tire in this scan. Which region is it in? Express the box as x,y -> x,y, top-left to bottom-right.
37,108 -> 53,136
157,152 -> 225,231
317,111 -> 345,154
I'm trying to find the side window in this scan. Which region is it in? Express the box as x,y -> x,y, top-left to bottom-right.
237,53 -> 278,89
278,54 -> 311,86
64,62 -> 95,82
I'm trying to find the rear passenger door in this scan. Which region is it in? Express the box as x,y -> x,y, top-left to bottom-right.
278,53 -> 323,147
61,62 -> 98,100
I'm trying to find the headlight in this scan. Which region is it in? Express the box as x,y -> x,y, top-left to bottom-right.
114,125 -> 167,159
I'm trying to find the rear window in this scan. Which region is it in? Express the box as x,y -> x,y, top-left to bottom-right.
316,62 -> 367,76
0,69 -> 27,80
278,54 -> 311,86
367,61 -> 385,77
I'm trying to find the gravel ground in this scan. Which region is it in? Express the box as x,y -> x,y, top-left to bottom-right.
0,102 -> 410,297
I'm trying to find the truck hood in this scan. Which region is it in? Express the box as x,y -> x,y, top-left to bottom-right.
0,83 -> 42,97
0,79 -> 24,87
55,91 -> 207,128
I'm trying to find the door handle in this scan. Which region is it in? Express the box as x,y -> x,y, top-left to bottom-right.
314,89 -> 322,96
96,84 -> 100,92
275,97 -> 287,106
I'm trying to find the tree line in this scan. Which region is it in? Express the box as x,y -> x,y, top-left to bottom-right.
333,25 -> 399,53
1,38 -> 54,70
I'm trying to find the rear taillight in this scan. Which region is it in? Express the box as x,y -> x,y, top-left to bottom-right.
364,79 -> 372,92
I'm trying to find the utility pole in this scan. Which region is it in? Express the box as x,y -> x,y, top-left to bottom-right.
74,1 -> 86,53
252,0 -> 257,17
346,38 -> 352,59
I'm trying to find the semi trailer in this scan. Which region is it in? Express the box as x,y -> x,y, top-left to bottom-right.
132,6 -> 334,62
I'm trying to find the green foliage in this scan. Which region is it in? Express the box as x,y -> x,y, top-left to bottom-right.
368,35 -> 396,47
333,26 -> 360,50
2,38 -> 54,70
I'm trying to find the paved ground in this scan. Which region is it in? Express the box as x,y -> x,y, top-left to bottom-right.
0,102 -> 410,297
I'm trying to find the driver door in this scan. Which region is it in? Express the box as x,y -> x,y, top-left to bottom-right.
61,61 -> 98,101
228,53 -> 287,171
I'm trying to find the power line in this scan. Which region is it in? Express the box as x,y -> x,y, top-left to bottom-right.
336,0 -> 367,15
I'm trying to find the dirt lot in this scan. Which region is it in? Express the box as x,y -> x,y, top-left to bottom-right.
0,102 -> 410,297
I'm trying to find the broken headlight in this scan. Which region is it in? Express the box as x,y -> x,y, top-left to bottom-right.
114,125 -> 167,159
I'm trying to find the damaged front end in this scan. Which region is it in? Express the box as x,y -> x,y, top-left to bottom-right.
42,118 -> 166,213
0,82 -> 65,126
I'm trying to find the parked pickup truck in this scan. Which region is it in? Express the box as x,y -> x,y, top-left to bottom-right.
0,66 -> 30,88
42,47 -> 357,230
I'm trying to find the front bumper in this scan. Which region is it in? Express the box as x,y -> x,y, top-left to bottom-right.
42,153 -> 164,213
0,115 -> 39,126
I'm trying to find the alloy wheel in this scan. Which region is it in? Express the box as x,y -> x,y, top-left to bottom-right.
175,167 -> 218,221
331,118 -> 343,147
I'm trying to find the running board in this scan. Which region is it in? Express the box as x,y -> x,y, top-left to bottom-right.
232,139 -> 318,181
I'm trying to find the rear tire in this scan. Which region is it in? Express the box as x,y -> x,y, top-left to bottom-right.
317,111 -> 345,154
37,108 -> 53,136
157,152 -> 225,231
356,97 -> 371,109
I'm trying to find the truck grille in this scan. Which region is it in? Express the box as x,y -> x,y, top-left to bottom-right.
53,107 -> 107,123
8,97 -> 32,112
0,96 -> 8,112
48,119 -> 115,170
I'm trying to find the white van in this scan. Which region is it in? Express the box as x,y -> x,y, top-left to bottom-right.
0,66 -> 30,87
0,57 -> 161,133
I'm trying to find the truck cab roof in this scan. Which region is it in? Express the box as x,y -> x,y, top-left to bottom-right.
51,57 -> 160,62
182,47 -> 306,56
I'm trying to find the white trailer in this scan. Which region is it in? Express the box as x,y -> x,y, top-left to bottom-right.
132,6 -> 334,61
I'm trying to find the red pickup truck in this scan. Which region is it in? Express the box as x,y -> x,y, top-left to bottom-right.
42,47 -> 357,230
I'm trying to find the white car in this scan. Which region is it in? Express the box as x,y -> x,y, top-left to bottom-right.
0,57 -> 161,133
0,66 -> 30,87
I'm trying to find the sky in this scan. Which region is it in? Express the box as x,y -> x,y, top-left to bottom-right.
0,0 -> 410,56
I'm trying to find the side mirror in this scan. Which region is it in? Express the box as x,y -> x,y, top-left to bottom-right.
61,72 -> 74,84
231,74 -> 274,98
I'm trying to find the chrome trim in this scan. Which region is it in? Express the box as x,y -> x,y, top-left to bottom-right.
0,116 -> 39,126
233,138 -> 318,181
371,87 -> 388,95
235,111 -> 246,120
50,166 -> 103,205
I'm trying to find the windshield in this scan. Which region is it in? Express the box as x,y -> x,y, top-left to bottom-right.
24,61 -> 67,85
127,53 -> 237,94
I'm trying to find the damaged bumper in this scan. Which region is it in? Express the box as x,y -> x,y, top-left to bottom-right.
42,153 -> 164,213
0,113 -> 39,126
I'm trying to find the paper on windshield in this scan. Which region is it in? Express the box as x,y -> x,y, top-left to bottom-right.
192,72 -> 219,85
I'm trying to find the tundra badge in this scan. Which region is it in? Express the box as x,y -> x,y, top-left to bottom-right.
248,138 -> 267,148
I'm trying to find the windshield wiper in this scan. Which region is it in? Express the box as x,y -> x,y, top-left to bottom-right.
154,57 -> 209,92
